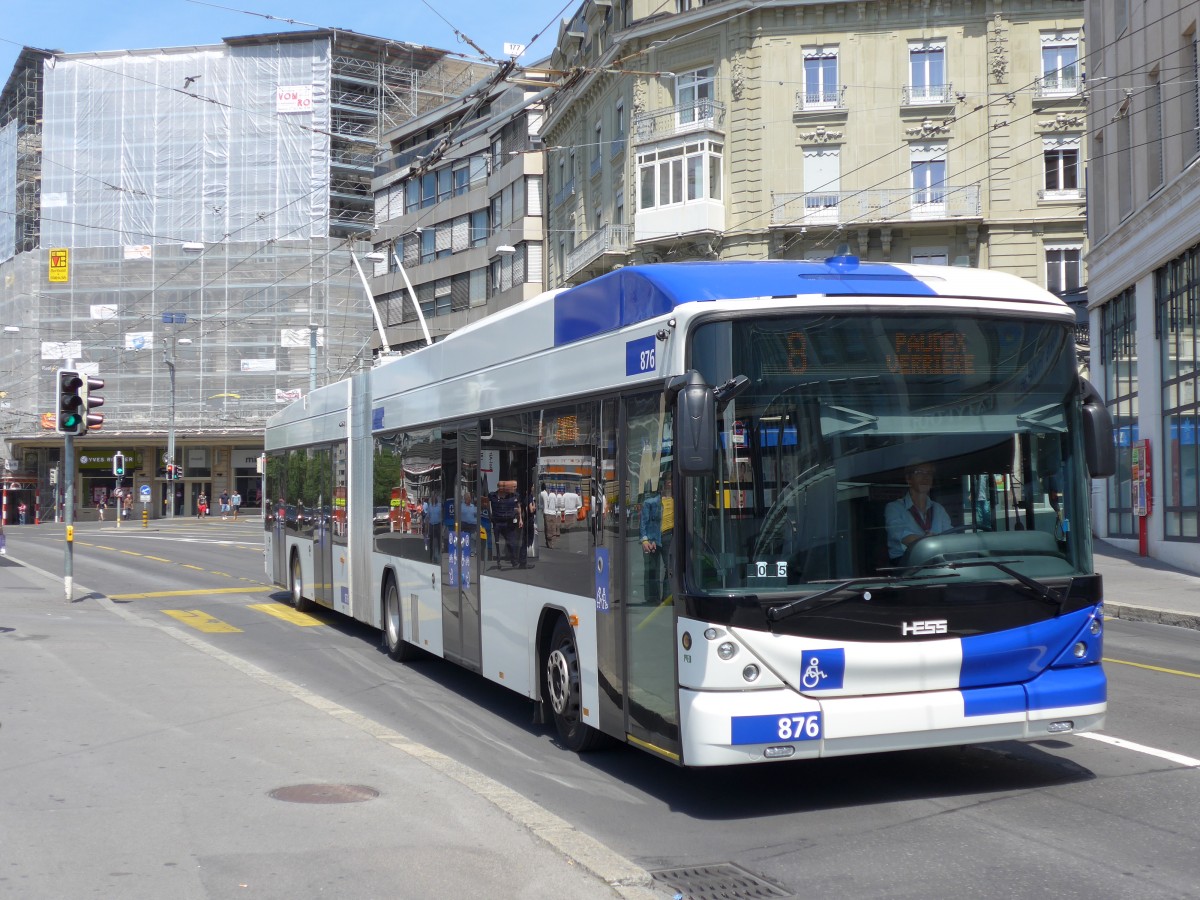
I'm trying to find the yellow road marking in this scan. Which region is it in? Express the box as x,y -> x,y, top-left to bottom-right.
119,549 -> 142,557
248,603 -> 325,626
110,586 -> 271,600
162,609 -> 242,633
210,571 -> 231,577
144,556 -> 172,562
182,564 -> 204,570
1105,657 -> 1200,679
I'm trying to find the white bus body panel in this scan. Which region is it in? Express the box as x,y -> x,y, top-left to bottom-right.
372,553 -> 444,659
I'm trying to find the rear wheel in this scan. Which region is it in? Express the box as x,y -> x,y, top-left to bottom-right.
289,550 -> 311,612
545,617 -> 604,752
382,576 -> 420,661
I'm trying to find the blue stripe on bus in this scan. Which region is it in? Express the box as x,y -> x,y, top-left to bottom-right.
963,665 -> 1106,717
958,607 -> 1094,688
552,260 -> 940,346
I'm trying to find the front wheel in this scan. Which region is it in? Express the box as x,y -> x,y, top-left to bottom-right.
545,617 -> 604,753
382,576 -> 420,661
289,551 -> 311,612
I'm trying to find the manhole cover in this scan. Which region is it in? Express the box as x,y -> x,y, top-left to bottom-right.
650,863 -> 791,900
268,784 -> 379,804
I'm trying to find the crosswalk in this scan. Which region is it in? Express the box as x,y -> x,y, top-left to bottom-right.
155,601 -> 327,632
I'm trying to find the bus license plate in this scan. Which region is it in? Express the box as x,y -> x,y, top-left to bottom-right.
731,712 -> 822,745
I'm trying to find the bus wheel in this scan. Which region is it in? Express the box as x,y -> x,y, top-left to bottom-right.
545,617 -> 603,753
382,576 -> 419,661
289,551 -> 311,612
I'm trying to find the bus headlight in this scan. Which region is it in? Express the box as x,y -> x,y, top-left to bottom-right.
1072,641 -> 1087,658
1089,618 -> 1102,636
717,641 -> 738,660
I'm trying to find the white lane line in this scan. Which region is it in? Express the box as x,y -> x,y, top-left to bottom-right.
1080,732 -> 1200,767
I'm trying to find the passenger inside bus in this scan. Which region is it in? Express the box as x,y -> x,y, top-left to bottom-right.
884,462 -> 953,565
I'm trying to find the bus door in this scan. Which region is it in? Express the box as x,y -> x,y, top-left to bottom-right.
310,447 -> 334,608
440,425 -> 482,672
620,393 -> 681,758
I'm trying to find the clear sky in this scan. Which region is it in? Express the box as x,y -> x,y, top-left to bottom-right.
0,0 -> 568,78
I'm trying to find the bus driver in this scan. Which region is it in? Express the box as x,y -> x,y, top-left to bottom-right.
885,462 -> 951,566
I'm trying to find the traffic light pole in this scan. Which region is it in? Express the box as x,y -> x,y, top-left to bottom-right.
63,432 -> 75,601
165,349 -> 177,519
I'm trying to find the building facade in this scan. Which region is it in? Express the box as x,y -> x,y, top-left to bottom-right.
0,32 -> 490,522
369,76 -> 548,351
542,0 -> 1088,297
1085,0 -> 1200,572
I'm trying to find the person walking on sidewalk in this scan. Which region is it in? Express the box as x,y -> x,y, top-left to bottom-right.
197,491 -> 208,519
219,489 -> 230,520
231,490 -> 242,521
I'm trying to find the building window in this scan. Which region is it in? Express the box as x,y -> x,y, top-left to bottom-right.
1043,136 -> 1080,198
1149,77 -> 1164,192
911,249 -> 948,266
675,68 -> 714,126
1186,38 -> 1200,159
1102,286 -> 1138,537
637,140 -> 723,210
802,146 -> 840,223
908,41 -> 947,104
1118,113 -> 1134,219
453,162 -> 471,196
1045,244 -> 1082,296
910,143 -> 947,213
802,48 -> 839,109
1040,32 -> 1079,96
470,209 -> 488,246
1157,242 -> 1200,540
614,98 -> 626,152
615,189 -> 624,226
420,228 -> 435,264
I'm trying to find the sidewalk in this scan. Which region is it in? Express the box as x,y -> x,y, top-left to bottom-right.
0,554 -> 663,900
1093,538 -> 1200,631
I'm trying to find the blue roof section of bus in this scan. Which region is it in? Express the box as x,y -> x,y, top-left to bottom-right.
553,259 -> 942,345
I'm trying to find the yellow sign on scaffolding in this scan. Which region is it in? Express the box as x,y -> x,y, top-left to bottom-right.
49,248 -> 69,283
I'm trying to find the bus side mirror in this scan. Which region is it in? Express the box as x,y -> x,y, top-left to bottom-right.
1081,378 -> 1116,478
673,370 -> 716,476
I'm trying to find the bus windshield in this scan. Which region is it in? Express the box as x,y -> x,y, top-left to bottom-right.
687,313 -> 1088,595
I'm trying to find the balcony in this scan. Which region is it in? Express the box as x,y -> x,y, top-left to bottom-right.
564,224 -> 632,281
901,83 -> 955,106
632,100 -> 726,144
550,177 -> 576,210
770,186 -> 981,227
794,86 -> 846,114
1035,73 -> 1082,99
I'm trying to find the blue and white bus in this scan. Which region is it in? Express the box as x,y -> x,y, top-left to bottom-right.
265,257 -> 1115,767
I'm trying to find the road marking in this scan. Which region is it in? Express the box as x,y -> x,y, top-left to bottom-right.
110,586 -> 271,600
181,564 -> 204,571
119,549 -> 142,557
248,603 -> 324,626
1104,656 -> 1200,680
1080,733 -> 1200,768
144,556 -> 172,563
161,609 -> 243,633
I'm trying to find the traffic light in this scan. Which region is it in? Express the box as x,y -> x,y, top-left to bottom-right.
81,374 -> 105,432
113,452 -> 125,476
56,369 -> 84,434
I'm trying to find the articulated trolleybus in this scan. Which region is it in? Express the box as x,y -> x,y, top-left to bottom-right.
265,256 -> 1115,767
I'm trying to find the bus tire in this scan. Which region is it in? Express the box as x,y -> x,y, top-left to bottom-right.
289,550 -> 311,612
545,617 -> 604,753
382,575 -> 420,661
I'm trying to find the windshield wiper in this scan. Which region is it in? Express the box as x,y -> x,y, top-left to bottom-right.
901,558 -> 1067,611
765,576 -> 901,625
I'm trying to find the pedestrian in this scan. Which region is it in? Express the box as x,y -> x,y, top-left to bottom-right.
219,489 -> 230,520
541,484 -> 560,548
98,497 -> 106,523
123,494 -> 132,520
231,490 -> 242,521
18,502 -> 27,526
197,491 -> 208,519
0,519 -> 6,555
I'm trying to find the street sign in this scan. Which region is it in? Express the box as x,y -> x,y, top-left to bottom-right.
139,484 -> 152,503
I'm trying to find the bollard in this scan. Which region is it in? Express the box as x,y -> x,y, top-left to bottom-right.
142,507 -> 149,528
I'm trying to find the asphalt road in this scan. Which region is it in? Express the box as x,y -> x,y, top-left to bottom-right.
9,519 -> 1200,899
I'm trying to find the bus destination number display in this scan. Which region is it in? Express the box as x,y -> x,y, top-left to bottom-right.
730,712 -> 822,745
766,330 -> 975,377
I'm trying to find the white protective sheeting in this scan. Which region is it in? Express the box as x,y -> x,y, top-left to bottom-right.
0,118 -> 16,261
39,41 -> 331,248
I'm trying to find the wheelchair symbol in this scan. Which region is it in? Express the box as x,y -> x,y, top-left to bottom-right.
801,656 -> 827,689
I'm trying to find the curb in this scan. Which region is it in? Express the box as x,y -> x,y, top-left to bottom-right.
1105,602 -> 1200,632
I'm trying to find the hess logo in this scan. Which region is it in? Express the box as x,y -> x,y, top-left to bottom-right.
901,619 -> 948,636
